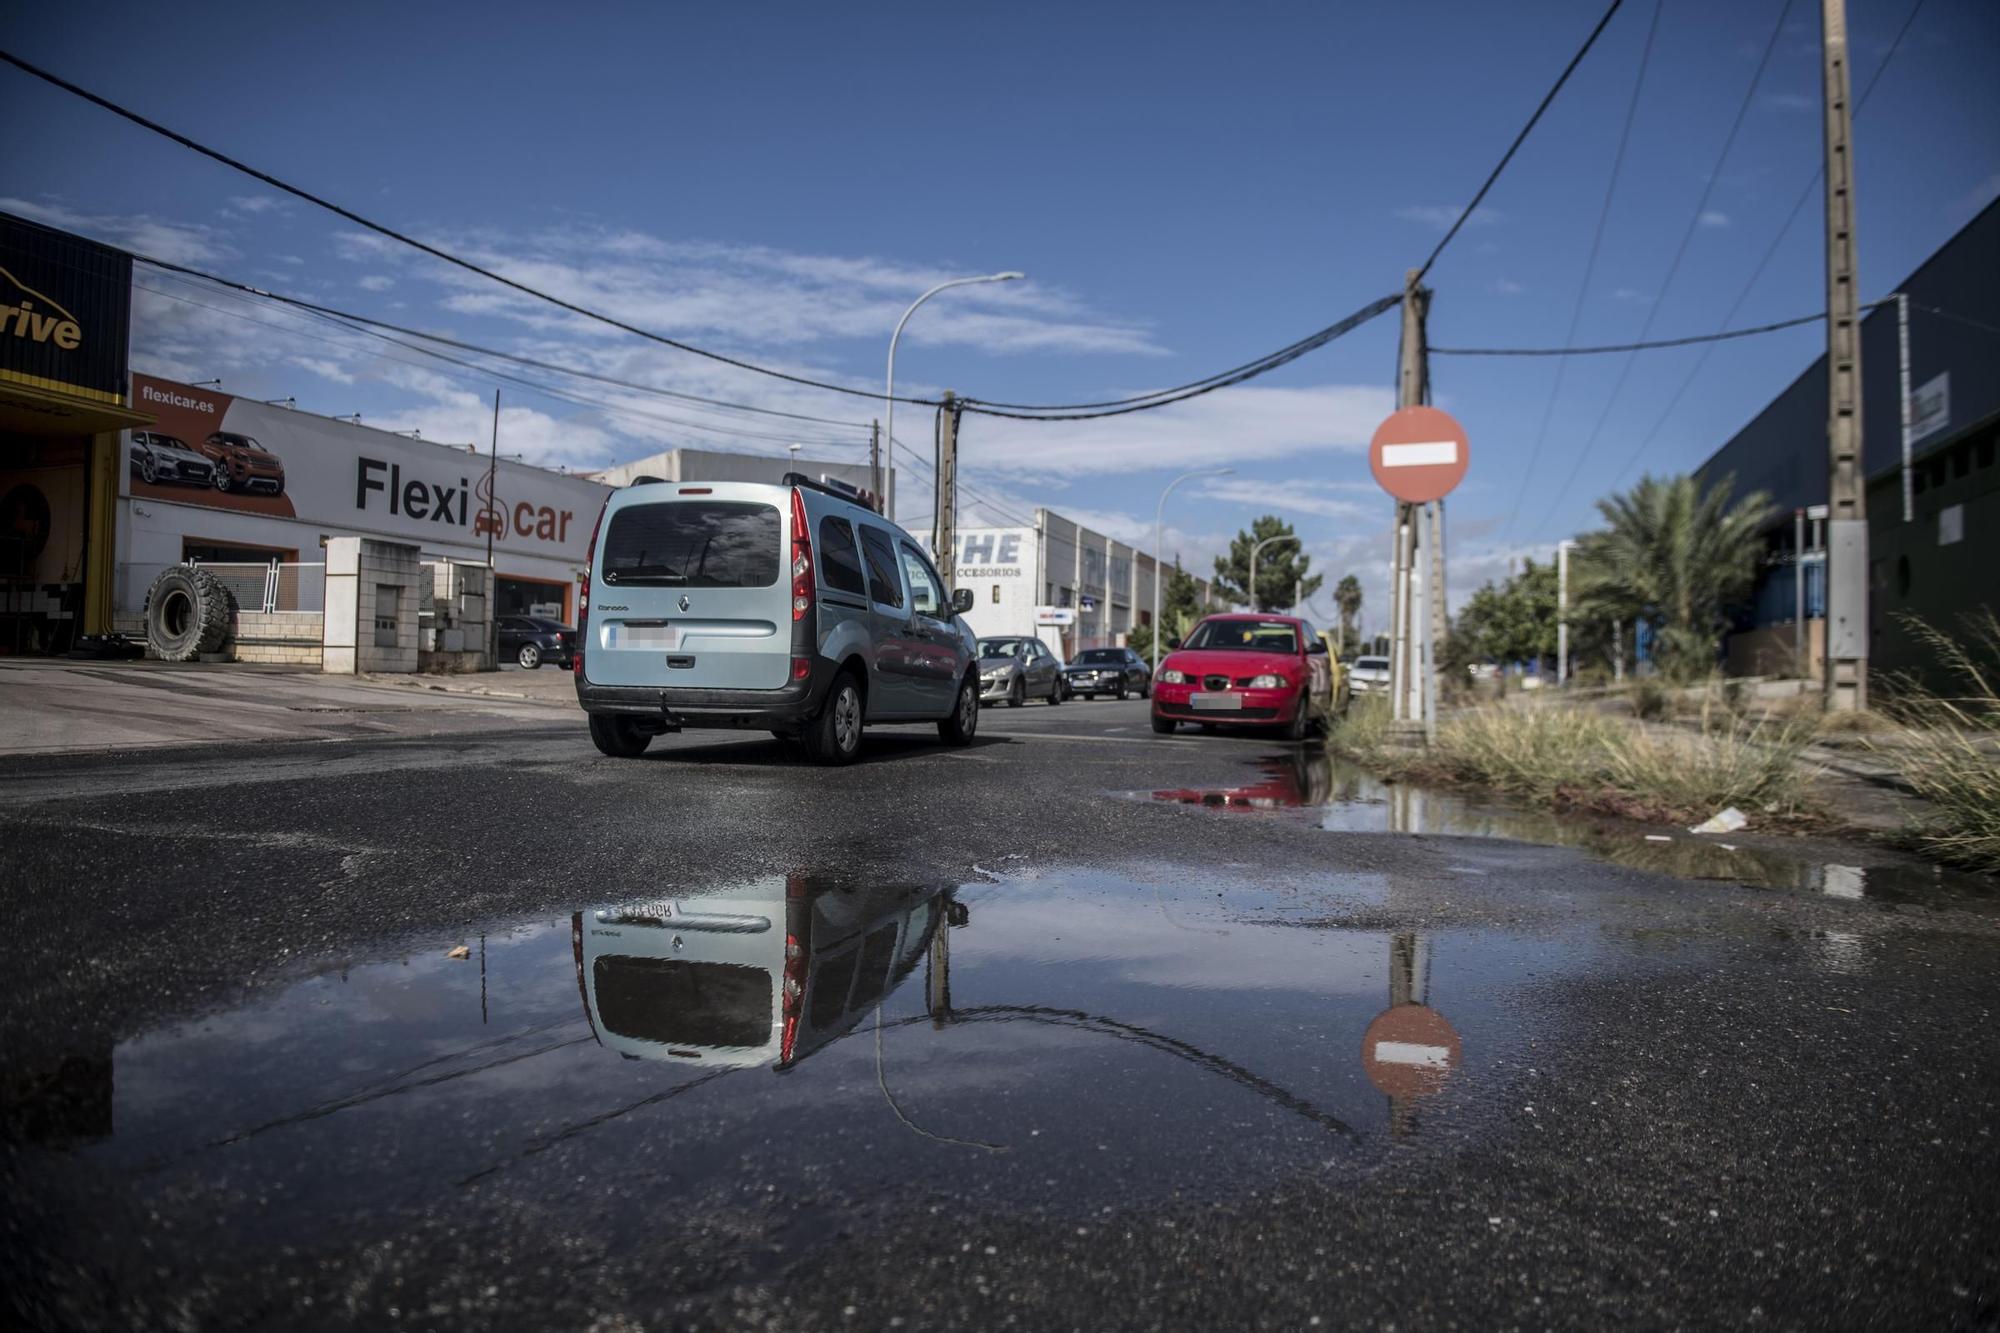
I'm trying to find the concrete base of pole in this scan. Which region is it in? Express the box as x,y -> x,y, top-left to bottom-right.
1385,719 -> 1430,749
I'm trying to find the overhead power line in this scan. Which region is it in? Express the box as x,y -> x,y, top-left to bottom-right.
1595,0 -> 1929,495
1435,306 -> 1879,357
1527,0 -> 1798,539
135,255 -> 870,429
958,294 -> 1402,420
1499,0 -> 1662,541
1413,0 -> 1629,285
0,47 -> 935,407
135,275 -> 865,451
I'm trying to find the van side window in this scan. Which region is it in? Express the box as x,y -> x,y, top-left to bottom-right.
898,542 -> 943,617
858,526 -> 904,609
818,516 -> 867,596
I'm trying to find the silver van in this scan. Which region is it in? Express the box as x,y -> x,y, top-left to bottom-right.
573,475 -> 981,764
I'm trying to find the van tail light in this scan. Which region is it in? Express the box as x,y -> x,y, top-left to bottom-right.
779,874 -> 811,1066
789,486 -> 813,624
574,499 -> 608,678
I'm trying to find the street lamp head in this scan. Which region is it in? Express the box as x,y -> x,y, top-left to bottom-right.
991,271 -> 1026,282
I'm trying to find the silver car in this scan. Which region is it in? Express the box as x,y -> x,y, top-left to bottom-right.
976,635 -> 1064,707
1347,654 -> 1391,695
575,475 -> 982,764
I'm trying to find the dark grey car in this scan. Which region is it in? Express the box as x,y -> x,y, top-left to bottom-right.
1063,646 -> 1151,699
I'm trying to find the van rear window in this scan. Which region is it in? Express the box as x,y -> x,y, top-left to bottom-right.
593,956 -> 773,1049
601,501 -> 779,587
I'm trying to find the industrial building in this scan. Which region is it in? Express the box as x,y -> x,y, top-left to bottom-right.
1696,197 -> 1997,688
952,510 -> 1215,658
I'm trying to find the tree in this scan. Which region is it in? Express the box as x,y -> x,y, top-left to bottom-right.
1449,559 -> 1559,672
1128,560 -> 1205,659
1333,574 -> 1363,654
1212,516 -> 1321,612
1572,472 -> 1771,678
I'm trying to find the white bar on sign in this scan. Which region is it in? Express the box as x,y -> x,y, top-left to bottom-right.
1373,1041 -> 1451,1067
1380,441 -> 1459,468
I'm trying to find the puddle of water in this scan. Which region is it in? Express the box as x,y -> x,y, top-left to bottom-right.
1145,750 -> 1996,912
6,868 -> 1610,1288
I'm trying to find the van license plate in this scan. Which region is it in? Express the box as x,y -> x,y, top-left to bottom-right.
1190,692 -> 1241,710
608,624 -> 677,650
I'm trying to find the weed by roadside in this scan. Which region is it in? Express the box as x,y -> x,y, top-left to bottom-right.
1329,694 -> 1818,826
1876,612 -> 2000,873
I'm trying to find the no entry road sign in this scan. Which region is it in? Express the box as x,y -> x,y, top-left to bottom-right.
1369,405 -> 1470,504
1361,1002 -> 1462,1099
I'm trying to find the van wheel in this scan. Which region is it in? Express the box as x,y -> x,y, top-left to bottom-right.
588,714 -> 652,758
803,672 -> 864,765
938,675 -> 980,746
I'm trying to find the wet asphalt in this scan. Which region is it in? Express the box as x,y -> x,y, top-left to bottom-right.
2,696 -> 1998,1330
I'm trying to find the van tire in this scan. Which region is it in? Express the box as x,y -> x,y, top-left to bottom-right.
938,675 -> 979,746
143,565 -> 234,661
803,671 -> 864,765
588,714 -> 652,758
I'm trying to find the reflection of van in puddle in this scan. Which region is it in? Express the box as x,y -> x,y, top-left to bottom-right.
572,876 -> 943,1069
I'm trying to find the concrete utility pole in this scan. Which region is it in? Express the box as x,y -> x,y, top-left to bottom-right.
1390,269 -> 1431,732
485,389 -> 500,670
869,420 -> 883,514
933,393 -> 959,594
1556,538 -> 1576,686
1820,0 -> 1868,711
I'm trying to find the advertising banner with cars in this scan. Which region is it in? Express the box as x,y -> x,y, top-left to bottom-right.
125,374 -> 610,562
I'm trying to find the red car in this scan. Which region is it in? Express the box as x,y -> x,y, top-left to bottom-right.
1150,613 -> 1334,741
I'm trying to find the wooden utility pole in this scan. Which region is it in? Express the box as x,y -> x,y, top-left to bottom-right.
1820,0 -> 1868,710
933,392 -> 959,594
1390,270 -> 1431,733
869,419 -> 884,514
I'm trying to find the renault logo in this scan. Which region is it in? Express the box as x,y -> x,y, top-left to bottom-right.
677,594 -> 691,612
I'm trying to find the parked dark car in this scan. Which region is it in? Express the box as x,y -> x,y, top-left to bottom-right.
1064,646 -> 1151,699
498,615 -> 575,669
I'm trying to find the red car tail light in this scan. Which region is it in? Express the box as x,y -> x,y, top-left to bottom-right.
789,486 -> 814,624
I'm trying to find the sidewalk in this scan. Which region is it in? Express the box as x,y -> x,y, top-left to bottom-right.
0,659 -> 575,757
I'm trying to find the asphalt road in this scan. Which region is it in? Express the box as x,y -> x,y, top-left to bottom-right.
3,694 -> 1997,1330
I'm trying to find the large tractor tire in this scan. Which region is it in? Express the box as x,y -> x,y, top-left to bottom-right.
143,566 -> 235,661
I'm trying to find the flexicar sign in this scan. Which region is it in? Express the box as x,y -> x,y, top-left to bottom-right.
126,374 -> 603,559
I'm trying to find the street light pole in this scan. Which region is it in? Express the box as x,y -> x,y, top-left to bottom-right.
1248,534 -> 1301,613
884,271 -> 1024,548
1152,466 -> 1232,673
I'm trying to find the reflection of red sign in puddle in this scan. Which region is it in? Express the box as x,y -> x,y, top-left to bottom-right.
1361,1003 -> 1461,1099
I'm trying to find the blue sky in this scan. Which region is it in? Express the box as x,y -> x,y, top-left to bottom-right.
6,0 -> 1996,630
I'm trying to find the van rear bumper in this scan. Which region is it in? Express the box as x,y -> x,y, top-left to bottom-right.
575,659 -> 831,731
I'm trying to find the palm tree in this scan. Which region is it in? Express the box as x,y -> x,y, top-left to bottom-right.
1334,574 -> 1363,655
1573,472 -> 1771,677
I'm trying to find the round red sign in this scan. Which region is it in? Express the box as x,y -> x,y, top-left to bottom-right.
1360,1002 -> 1462,1099
1368,405 -> 1470,504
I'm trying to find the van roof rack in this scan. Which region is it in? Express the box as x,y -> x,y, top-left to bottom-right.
782,471 -> 865,503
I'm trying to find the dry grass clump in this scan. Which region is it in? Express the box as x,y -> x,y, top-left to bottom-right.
1877,612 -> 2000,873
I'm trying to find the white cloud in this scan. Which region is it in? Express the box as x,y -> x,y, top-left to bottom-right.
1492,278 -> 1526,296
1611,287 -> 1650,304
968,382 -> 1394,479
357,275 -> 396,291
1763,92 -> 1816,112
226,194 -> 291,215
289,356 -> 356,385
1698,210 -> 1732,228
1394,204 -> 1502,230
332,224 -> 1163,357
1197,477 -> 1375,522
0,196 -> 227,266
